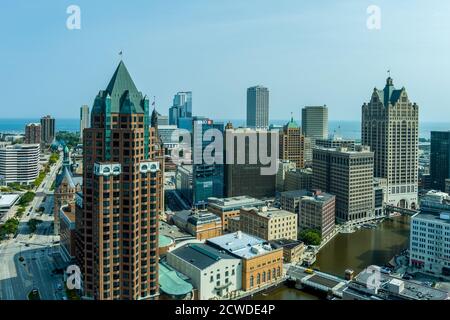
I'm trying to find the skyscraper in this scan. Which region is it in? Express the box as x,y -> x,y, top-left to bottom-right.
279,116 -> 305,169
24,123 -> 41,145
76,61 -> 163,300
313,146 -> 374,224
169,91 -> 192,126
301,105 -> 328,140
247,86 -> 269,129
80,105 -> 90,140
430,131 -> 450,192
224,127 -> 277,199
40,115 -> 55,146
192,118 -> 224,207
362,77 -> 419,209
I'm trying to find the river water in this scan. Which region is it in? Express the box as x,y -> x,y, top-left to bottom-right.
255,216 -> 411,300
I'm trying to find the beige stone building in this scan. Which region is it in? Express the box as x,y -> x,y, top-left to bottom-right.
279,117 -> 305,170
229,207 -> 297,241
271,239 -> 305,264
362,77 -> 419,209
313,146 -> 374,224
206,232 -> 284,291
207,196 -> 266,232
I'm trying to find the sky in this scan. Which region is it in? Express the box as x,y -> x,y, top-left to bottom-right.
1,0 -> 450,122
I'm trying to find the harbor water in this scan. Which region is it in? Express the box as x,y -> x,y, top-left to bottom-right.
256,216 -> 411,300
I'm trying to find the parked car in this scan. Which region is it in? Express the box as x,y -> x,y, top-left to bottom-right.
380,267 -> 391,274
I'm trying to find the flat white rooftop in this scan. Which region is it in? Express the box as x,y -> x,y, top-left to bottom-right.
206,231 -> 275,259
0,194 -> 20,208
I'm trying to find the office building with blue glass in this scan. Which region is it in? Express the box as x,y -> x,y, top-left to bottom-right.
169,91 -> 193,127
192,118 -> 224,208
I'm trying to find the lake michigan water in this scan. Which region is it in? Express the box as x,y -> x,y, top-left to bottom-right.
0,118 -> 449,140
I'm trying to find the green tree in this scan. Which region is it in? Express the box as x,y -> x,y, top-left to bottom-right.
16,206 -> 26,218
27,219 -> 43,233
0,218 -> 20,237
49,152 -> 60,166
56,131 -> 80,148
18,192 -> 35,207
299,229 -> 322,246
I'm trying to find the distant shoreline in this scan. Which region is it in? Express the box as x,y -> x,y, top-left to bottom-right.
0,118 -> 449,140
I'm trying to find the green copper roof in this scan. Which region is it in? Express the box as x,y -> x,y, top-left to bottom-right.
285,115 -> 299,129
92,61 -> 148,114
159,262 -> 193,297
375,77 -> 404,107
159,235 -> 174,248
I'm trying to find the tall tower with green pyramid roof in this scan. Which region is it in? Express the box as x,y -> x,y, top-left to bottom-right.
77,61 -> 163,300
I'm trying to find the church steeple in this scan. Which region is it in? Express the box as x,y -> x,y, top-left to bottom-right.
63,145 -> 70,167
151,107 -> 158,128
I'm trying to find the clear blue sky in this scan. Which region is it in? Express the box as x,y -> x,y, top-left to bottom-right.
1,0 -> 450,122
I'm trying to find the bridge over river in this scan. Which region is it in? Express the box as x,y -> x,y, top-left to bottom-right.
287,265 -> 348,299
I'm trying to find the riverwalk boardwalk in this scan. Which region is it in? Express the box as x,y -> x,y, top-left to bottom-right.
287,265 -> 348,298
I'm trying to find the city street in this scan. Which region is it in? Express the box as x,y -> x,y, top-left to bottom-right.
0,215 -> 65,300
0,157 -> 65,300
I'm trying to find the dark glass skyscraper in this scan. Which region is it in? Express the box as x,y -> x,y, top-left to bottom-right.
76,61 -> 163,300
430,131 -> 450,192
247,86 -> 269,129
192,117 -> 224,207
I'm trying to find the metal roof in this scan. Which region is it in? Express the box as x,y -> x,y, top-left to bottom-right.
158,262 -> 193,297
170,243 -> 238,270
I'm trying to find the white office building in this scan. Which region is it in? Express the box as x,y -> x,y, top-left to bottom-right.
0,144 -> 40,185
166,242 -> 242,300
410,210 -> 450,276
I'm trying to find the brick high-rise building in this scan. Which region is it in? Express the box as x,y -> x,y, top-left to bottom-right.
25,123 -> 41,145
362,77 -> 419,209
76,61 -> 163,300
40,115 -> 55,146
279,116 -> 305,169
